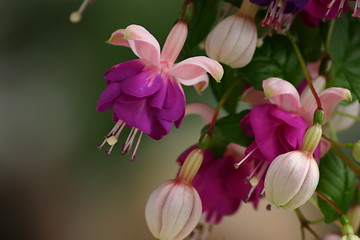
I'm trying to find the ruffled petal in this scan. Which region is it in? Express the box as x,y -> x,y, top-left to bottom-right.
179,74 -> 209,94
96,83 -> 122,112
104,60 -> 145,82
113,101 -> 170,140
263,78 -> 301,113
107,29 -> 130,47
123,25 -> 161,66
121,69 -> 161,97
304,87 -> 352,124
168,56 -> 223,82
156,80 -> 185,122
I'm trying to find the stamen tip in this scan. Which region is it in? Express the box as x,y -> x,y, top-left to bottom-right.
266,204 -> 272,211
69,11 -> 82,23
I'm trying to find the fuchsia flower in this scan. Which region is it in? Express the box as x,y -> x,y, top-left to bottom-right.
97,22 -> 223,158
177,144 -> 261,224
300,0 -> 360,27
250,0 -> 309,29
239,77 -> 351,197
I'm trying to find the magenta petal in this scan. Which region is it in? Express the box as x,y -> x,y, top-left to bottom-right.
96,83 -> 122,112
148,77 -> 168,109
121,69 -> 161,97
104,60 -> 145,82
156,80 -> 185,122
112,101 -> 167,139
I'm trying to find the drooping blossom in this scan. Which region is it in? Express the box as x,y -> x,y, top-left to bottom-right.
250,0 -> 309,29
177,103 -> 263,225
205,0 -> 258,68
237,77 -> 351,200
177,144 -> 262,224
300,0 -> 360,27
265,124 -> 322,210
145,180 -> 202,240
145,148 -> 204,240
96,22 -> 223,159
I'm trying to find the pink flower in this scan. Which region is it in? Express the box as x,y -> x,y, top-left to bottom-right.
97,22 -> 223,158
238,77 -> 350,201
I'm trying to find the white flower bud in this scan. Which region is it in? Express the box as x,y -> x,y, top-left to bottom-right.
340,235 -> 360,240
205,13 -> 257,68
265,150 -> 319,210
145,180 -> 202,240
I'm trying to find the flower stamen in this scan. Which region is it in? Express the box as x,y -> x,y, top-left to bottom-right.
353,0 -> 360,17
234,147 -> 257,169
260,0 -> 287,30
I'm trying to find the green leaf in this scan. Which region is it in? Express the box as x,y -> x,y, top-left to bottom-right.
201,110 -> 252,157
185,0 -> 221,51
328,13 -> 360,101
240,34 -> 304,90
292,18 -> 322,62
317,150 -> 357,223
210,65 -> 246,114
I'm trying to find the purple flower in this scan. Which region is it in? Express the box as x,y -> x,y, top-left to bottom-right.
300,0 -> 351,27
177,144 -> 262,224
97,22 -> 223,158
241,104 -> 308,163
250,0 -> 309,29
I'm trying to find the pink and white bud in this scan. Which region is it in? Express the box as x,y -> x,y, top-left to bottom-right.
205,11 -> 257,68
145,180 -> 202,240
264,150 -> 319,210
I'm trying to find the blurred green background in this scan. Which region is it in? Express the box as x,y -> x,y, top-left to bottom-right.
1,0 -> 358,239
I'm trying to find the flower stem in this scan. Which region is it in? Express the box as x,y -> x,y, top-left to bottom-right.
334,111 -> 360,122
286,31 -> 322,110
322,135 -> 353,148
315,190 -> 343,216
325,19 -> 336,53
207,82 -> 238,136
294,209 -> 321,240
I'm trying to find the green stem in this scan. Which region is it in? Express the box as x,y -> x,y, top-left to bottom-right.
325,20 -> 336,53
331,145 -> 360,177
286,31 -> 322,110
308,218 -> 325,225
207,81 -> 239,136
334,111 -> 360,122
322,135 -> 353,148
294,209 -> 322,240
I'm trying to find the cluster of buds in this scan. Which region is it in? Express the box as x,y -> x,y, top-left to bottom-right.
145,148 -> 204,240
264,110 -> 324,210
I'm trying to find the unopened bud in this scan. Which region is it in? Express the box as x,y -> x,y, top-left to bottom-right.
340,215 -> 360,240
264,150 -> 319,210
180,1 -> 194,23
352,140 -> 360,162
145,180 -> 202,240
178,149 -> 203,184
301,124 -> 322,154
205,13 -> 257,68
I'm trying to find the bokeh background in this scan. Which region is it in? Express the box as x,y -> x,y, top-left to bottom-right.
1,0 -> 359,239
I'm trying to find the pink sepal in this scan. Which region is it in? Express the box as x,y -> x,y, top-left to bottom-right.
263,78 -> 301,113
161,22 -> 188,65
185,102 -> 216,124
319,138 -> 331,158
107,29 -> 130,47
123,25 -> 161,66
180,74 -> 209,94
304,87 -> 352,124
241,87 -> 268,106
169,56 -> 223,82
